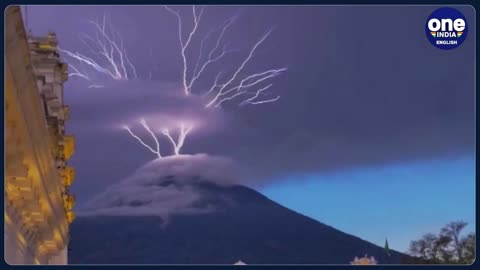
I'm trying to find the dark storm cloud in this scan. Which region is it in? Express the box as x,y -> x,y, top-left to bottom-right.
67,80 -> 227,133
25,5 -> 475,202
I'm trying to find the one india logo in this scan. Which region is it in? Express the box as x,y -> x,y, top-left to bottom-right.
430,31 -> 463,38
425,7 -> 468,50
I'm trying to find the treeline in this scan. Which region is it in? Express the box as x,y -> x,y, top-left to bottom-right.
408,221 -> 475,264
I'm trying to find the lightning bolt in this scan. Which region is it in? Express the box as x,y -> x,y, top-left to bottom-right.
67,63 -> 91,81
239,84 -> 280,106
166,6 -> 287,108
165,6 -> 205,96
162,123 -> 193,155
123,119 -> 162,159
206,66 -> 287,108
59,13 -> 138,87
63,6 -> 287,160
124,119 -> 193,157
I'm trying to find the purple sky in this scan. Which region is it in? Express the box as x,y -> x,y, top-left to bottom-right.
24,5 -> 475,211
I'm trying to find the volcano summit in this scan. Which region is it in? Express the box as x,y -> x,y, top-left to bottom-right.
70,155 -> 408,264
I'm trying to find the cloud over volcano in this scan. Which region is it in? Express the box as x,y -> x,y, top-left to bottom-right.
79,154 -> 241,220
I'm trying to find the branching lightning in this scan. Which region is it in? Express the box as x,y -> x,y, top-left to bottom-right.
62,7 -> 287,159
123,119 -> 193,158
123,119 -> 162,158
162,123 -> 193,155
59,13 -> 138,87
165,6 -> 287,108
68,63 -> 91,81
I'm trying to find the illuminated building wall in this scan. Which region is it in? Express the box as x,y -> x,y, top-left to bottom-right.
350,255 -> 378,265
5,6 -> 75,265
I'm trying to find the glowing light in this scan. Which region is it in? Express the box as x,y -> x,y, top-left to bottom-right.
162,123 -> 193,155
67,63 -> 90,81
165,6 -> 207,96
88,84 -> 104,89
59,13 -> 137,87
123,119 -> 162,159
5,213 -> 12,225
165,6 -> 287,107
124,119 -> 193,158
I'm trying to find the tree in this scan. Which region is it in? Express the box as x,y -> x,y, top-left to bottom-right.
440,221 -> 467,261
460,232 -> 475,264
409,233 -> 440,263
436,234 -> 454,263
408,221 -> 475,264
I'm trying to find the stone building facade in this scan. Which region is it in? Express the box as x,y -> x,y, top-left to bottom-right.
5,6 -> 75,265
351,255 -> 378,265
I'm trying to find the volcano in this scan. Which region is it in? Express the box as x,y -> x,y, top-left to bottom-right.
69,155 -> 409,264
